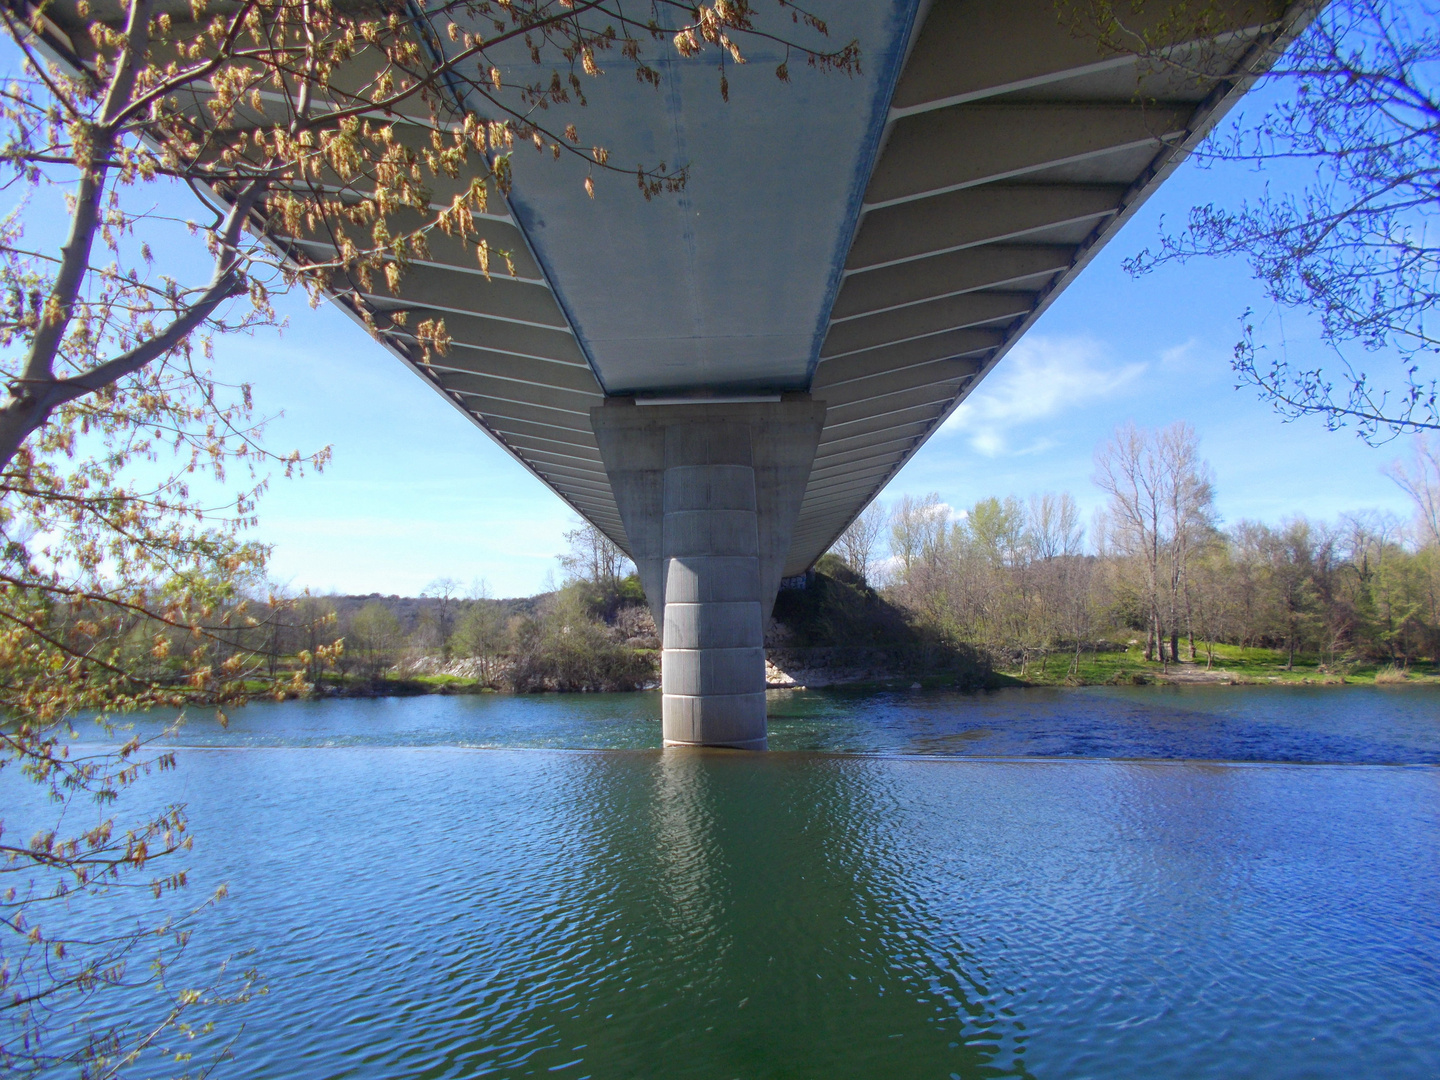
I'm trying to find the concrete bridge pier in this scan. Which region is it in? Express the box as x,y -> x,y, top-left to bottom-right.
592,397 -> 826,749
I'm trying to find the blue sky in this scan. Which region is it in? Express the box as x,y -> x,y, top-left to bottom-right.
217,146 -> 1416,598
6,44 -> 1423,599
194,130 -> 1420,597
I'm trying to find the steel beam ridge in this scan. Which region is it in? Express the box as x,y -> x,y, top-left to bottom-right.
23,0 -> 1314,579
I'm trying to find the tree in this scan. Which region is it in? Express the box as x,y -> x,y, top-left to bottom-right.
1059,552 -> 1097,678
0,375 -> 323,1074
0,2 -> 854,1069
886,493 -> 956,631
421,576 -> 462,659
1188,536 -> 1233,669
1159,423 -> 1216,661
561,522 -> 631,588
888,494 -> 950,579
831,499 -> 886,582
1386,435 -> 1440,545
1097,0 -> 1440,441
346,601 -> 405,678
509,584 -> 652,692
1260,518 -> 1323,669
0,0 -> 857,472
1094,422 -> 1168,663
1027,492 -> 1090,675
454,599 -> 511,687
1387,436 -> 1440,640
1026,491 -> 1084,561
1094,421 -> 1214,667
963,497 -> 1031,664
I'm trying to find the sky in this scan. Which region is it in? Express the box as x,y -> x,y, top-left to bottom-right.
6,38 -> 1426,600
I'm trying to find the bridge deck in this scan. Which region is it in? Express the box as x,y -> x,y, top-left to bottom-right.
33,0 -> 1306,576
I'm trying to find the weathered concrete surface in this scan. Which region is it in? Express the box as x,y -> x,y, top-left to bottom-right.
592,397 -> 826,748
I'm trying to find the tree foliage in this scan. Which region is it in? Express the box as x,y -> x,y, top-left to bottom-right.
0,0 -> 853,1071
877,423 -> 1440,673
1079,0 -> 1440,441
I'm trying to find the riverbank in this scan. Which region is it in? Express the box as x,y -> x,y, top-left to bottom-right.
291,643 -> 1440,699
262,557 -> 1440,699
992,641 -> 1440,688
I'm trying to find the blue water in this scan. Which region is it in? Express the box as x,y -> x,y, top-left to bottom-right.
10,687 -> 1440,1078
81,683 -> 1440,762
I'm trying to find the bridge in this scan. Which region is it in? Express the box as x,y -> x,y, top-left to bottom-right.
38,0 -> 1307,747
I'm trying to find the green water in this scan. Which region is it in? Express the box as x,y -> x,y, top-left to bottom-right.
11,688 -> 1439,1077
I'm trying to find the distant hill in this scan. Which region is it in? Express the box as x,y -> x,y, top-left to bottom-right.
319,592 -> 548,635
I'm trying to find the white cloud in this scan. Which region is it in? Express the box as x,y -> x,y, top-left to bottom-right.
942,334 -> 1147,456
1159,338 -> 1199,367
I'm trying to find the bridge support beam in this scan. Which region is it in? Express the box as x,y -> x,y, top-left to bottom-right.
592,396 -> 826,749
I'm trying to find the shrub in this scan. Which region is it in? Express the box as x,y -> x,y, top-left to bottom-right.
509,585 -> 656,692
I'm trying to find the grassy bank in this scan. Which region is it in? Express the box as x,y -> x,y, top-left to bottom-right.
1003,643 -> 1440,687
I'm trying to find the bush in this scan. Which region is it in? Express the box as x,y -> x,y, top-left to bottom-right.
509,585 -> 656,692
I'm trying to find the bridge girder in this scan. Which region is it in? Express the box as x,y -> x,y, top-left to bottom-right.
29,0 -> 1310,580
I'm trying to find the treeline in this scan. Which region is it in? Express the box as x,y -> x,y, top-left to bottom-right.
92,425 -> 1437,694
298,525 -> 657,691
836,425 -> 1440,673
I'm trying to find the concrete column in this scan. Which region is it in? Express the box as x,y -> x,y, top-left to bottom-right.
591,396 -> 826,749
661,440 -> 766,747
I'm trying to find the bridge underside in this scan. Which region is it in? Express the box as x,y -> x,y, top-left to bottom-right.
39,0 -> 1306,745
319,0 -> 1298,583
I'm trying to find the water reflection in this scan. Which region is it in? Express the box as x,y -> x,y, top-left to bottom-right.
650,750 -> 729,969
8,749 -> 1437,1079
611,751 -> 1029,1078
199,750 -> 1043,1078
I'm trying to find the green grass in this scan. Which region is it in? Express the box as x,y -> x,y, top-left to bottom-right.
1007,642 -> 1440,687
407,674 -> 497,693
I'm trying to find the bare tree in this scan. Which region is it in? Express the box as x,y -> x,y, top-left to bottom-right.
560,521 -> 633,593
1027,492 -> 1090,675
1159,423 -> 1217,661
887,494 -> 958,630
888,494 -> 951,579
832,499 -> 887,581
1095,422 -> 1168,663
1095,422 -> 1215,666
1028,492 -> 1085,560
422,577 -> 463,659
1386,435 -> 1440,545
1060,554 -> 1097,678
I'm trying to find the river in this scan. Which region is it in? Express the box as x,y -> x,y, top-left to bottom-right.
12,686 -> 1440,1078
